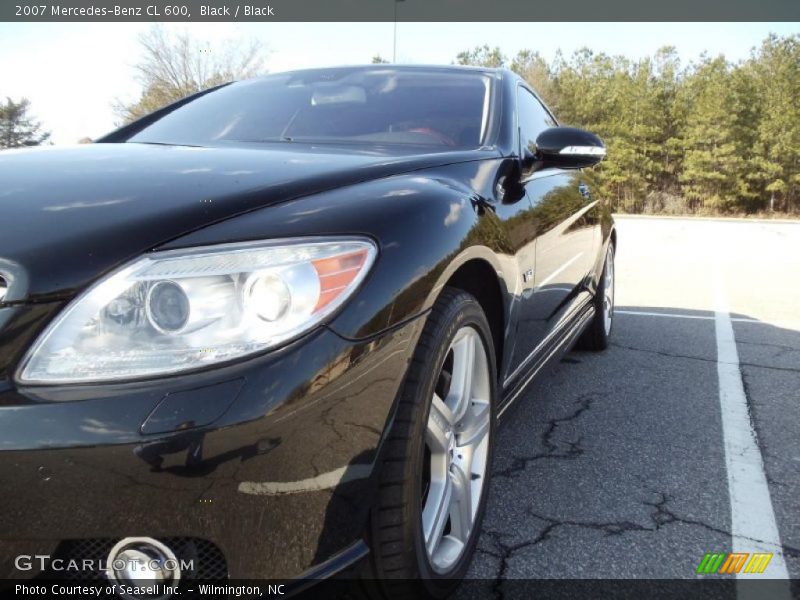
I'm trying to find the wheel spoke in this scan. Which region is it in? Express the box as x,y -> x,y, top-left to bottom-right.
422,475 -> 452,556
456,401 -> 490,450
448,463 -> 472,542
447,330 -> 476,423
427,393 -> 453,453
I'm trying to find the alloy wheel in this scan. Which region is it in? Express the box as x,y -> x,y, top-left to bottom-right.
603,247 -> 615,335
422,326 -> 491,573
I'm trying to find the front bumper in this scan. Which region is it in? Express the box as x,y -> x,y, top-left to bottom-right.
0,311 -> 425,581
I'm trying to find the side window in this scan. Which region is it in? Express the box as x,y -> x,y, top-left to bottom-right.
517,87 -> 556,155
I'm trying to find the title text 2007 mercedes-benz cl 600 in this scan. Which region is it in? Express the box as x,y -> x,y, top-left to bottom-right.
0,66 -> 614,598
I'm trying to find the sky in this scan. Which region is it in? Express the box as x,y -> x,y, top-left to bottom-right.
1,22 -> 798,145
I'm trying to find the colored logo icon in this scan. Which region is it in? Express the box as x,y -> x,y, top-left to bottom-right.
697,552 -> 773,575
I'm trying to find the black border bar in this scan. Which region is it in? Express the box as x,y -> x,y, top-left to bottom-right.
4,578 -> 799,600
3,0 -> 800,22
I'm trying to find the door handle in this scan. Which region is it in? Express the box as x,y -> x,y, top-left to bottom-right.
578,183 -> 591,199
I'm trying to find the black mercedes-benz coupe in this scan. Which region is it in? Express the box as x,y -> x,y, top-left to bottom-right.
0,65 -> 614,598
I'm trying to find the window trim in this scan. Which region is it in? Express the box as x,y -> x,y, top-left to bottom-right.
514,82 -> 560,158
475,71 -> 503,150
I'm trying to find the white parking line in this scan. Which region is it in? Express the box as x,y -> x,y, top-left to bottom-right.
616,309 -> 800,329
713,268 -> 791,594
616,309 -> 720,321
616,309 -> 760,323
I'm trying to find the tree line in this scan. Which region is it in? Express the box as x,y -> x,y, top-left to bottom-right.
3,28 -> 797,216
456,35 -> 800,215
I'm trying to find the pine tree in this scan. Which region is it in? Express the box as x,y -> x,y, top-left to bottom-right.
0,97 -> 50,149
679,56 -> 749,212
454,34 -> 800,215
749,35 -> 800,213
455,45 -> 505,68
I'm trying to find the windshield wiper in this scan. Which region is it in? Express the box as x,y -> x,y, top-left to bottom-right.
127,141 -> 204,148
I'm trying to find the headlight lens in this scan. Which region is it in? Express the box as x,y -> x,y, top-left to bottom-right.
19,237 -> 377,384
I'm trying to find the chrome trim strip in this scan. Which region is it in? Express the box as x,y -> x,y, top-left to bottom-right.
478,77 -> 491,145
559,145 -> 606,156
498,305 -> 595,419
293,540 -> 370,583
503,293 -> 591,387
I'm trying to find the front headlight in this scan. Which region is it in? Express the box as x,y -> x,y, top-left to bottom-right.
19,237 -> 377,384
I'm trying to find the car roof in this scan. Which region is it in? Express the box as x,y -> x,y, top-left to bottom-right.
251,64 -> 510,81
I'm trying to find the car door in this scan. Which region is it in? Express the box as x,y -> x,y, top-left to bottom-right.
506,86 -> 598,378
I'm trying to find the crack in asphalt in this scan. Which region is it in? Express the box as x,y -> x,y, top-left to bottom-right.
739,367 -> 763,448
735,362 -> 800,374
644,492 -> 735,538
478,492 -> 800,592
492,393 -> 595,479
477,529 -> 538,599
611,341 -> 717,364
614,341 -> 794,484
739,370 -> 790,489
475,319 -> 799,589
736,339 -> 800,355
645,493 -> 800,559
611,342 -> 800,374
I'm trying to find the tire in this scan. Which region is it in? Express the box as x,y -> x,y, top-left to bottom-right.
577,242 -> 615,351
370,288 -> 497,599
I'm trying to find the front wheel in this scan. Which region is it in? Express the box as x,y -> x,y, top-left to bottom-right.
371,288 -> 496,598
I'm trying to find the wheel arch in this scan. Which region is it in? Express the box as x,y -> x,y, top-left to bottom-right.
589,221 -> 616,294
428,251 -> 509,383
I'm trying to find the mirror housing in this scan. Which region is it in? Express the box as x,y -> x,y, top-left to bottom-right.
525,126 -> 606,172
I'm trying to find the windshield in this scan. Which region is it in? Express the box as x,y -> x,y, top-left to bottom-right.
127,68 -> 492,150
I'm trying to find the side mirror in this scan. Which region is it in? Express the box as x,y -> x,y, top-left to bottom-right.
529,126 -> 606,171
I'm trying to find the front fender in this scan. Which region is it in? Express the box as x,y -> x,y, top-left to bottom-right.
425,243 -> 508,308
161,159 -> 512,341
588,200 -> 616,293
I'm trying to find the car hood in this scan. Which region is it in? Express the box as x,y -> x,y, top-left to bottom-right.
0,142 -> 489,302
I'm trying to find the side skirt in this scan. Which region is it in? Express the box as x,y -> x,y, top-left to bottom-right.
497,302 -> 595,421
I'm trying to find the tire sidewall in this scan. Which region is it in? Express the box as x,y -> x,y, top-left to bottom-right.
601,244 -> 614,338
409,296 -> 497,591
578,242 -> 614,351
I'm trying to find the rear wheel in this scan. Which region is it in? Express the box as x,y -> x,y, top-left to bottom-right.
577,243 -> 615,351
371,288 -> 496,598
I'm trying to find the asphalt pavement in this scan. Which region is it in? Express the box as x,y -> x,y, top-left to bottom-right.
463,216 -> 800,594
